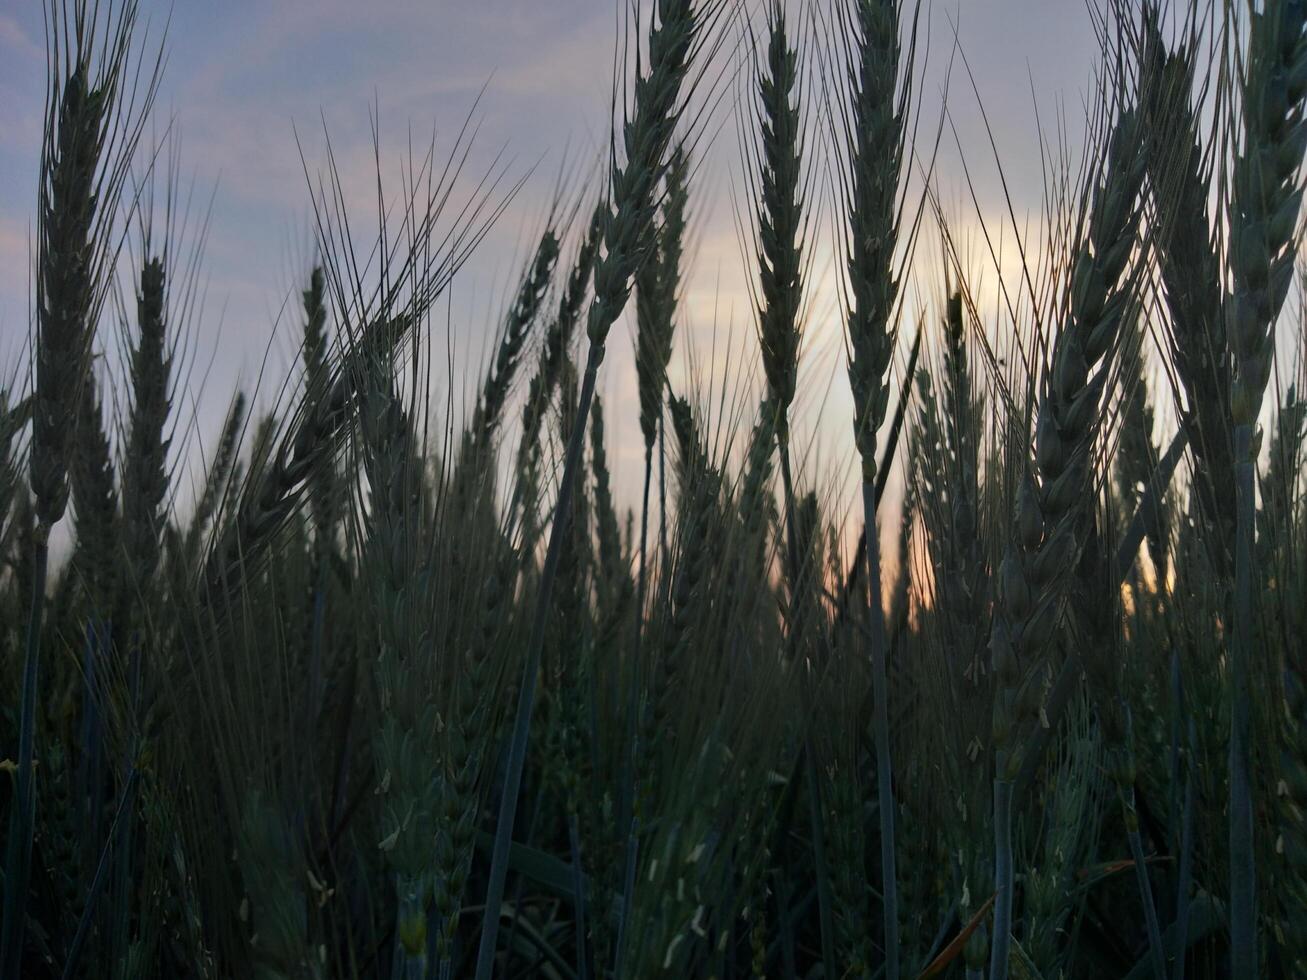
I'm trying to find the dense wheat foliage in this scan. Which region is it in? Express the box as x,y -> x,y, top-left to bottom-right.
4,1 -> 1307,977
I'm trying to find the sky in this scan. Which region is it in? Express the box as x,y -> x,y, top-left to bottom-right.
0,0 -> 1111,543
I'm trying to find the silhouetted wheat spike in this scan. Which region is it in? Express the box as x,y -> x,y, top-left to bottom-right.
636,144 -> 688,460
942,290 -> 987,653
31,69 -> 105,534
515,205 -> 603,555
71,370 -> 119,612
0,393 -> 29,554
297,263 -> 336,796
1140,8 -> 1235,566
517,206 -> 603,474
918,290 -> 986,666
988,105 -> 1146,980
738,397 -> 777,548
202,312 -> 409,614
360,384 -> 425,632
756,2 -> 804,454
590,395 -> 628,606
471,227 -> 560,456
1116,315 -> 1171,593
1259,386 -> 1305,601
123,255 -> 172,598
1226,2 -> 1307,970
184,389 -> 245,568
300,265 -> 338,547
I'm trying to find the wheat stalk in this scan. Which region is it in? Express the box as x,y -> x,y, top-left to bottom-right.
359,373 -> 436,980
1225,3 -> 1307,968
835,1 -> 917,970
476,4 -> 714,975
3,5 -> 155,971
988,103 -> 1146,980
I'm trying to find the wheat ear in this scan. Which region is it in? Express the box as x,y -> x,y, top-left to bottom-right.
1141,7 -> 1235,563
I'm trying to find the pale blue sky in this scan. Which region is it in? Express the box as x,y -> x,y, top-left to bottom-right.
0,1 -> 1109,524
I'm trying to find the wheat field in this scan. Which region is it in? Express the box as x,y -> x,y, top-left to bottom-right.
1,1 -> 1306,977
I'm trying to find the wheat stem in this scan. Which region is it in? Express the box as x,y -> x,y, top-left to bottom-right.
477,340 -> 601,980
1229,427 -> 1258,972
1,529 -> 49,980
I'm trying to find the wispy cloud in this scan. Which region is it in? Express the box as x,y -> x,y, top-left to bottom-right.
0,13 -> 41,63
